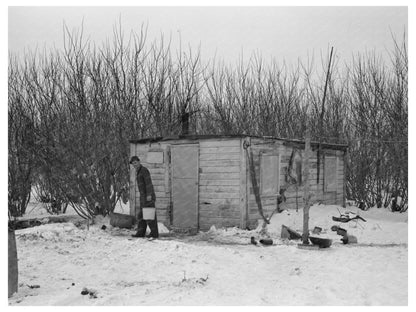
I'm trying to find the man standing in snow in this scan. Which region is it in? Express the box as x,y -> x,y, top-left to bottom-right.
130,156 -> 159,239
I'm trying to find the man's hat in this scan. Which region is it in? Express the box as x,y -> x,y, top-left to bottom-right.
129,156 -> 141,164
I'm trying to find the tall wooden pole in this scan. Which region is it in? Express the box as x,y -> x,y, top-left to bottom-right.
302,128 -> 312,244
317,46 -> 334,184
320,46 -> 334,128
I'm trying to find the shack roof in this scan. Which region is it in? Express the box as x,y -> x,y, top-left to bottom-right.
129,134 -> 348,151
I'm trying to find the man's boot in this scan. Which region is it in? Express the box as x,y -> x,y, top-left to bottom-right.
131,232 -> 144,238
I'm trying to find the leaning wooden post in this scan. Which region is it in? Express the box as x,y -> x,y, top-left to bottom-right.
8,221 -> 18,297
302,129 -> 312,245
246,146 -> 269,225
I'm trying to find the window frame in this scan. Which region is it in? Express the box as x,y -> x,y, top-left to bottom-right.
324,156 -> 338,192
260,152 -> 281,196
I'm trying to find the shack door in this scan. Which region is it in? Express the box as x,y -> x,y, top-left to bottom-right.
171,144 -> 199,229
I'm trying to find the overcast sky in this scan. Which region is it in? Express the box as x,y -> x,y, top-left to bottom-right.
8,6 -> 407,67
1,5 -> 412,213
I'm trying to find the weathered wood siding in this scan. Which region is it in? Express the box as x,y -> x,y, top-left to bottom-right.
130,141 -> 171,224
247,139 -> 345,226
130,138 -> 244,230
198,138 -> 242,230
131,136 -> 346,230
246,138 -> 283,228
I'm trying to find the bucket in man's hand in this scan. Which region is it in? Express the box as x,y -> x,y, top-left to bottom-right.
142,207 -> 156,220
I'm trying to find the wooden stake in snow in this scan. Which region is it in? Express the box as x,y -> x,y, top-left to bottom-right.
302,129 -> 312,245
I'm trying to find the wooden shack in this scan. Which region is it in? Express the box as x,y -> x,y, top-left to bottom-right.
129,135 -> 347,231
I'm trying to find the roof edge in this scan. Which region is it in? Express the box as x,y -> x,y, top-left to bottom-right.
129,134 -> 348,150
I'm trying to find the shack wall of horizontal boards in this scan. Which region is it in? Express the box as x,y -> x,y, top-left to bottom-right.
129,135 -> 347,231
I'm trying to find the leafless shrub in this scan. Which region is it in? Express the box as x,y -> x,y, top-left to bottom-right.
345,35 -> 407,211
8,22 -> 407,219
8,55 -> 37,218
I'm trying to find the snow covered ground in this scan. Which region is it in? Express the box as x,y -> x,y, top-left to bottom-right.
8,203 -> 408,305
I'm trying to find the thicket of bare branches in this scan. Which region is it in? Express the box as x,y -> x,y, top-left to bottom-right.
8,23 -> 205,219
8,56 -> 36,217
201,57 -> 307,137
8,24 -> 408,219
345,36 -> 408,211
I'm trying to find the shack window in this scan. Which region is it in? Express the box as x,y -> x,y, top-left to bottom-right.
287,149 -> 302,186
324,156 -> 337,192
260,154 -> 280,195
